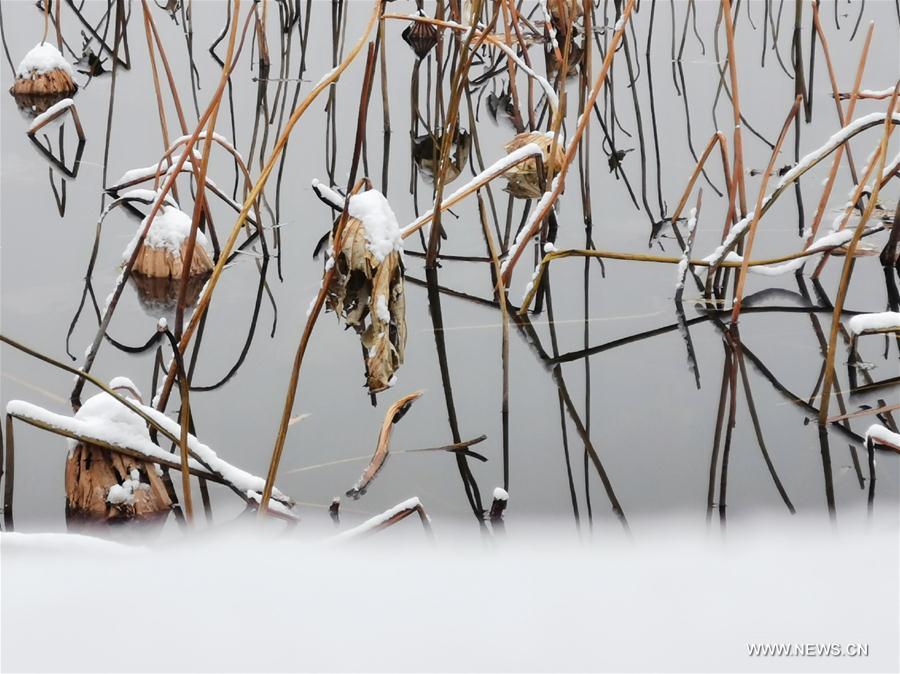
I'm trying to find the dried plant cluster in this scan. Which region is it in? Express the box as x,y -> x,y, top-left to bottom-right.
1,0 -> 898,542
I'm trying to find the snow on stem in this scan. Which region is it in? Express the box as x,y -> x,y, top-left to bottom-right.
847,312 -> 900,336
330,497 -> 432,542
866,425 -> 900,453
26,98 -> 80,137
400,143 -> 545,238
675,205 -> 700,300
517,225 -> 882,314
702,111 -> 900,272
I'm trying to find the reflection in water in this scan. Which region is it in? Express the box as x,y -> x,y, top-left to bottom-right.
412,127 -> 471,184
129,272 -> 208,322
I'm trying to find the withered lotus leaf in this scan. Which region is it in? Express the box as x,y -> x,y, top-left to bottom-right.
503,131 -> 566,199
325,190 -> 407,393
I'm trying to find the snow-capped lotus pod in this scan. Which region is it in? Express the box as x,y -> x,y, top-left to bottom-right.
324,189 -> 407,393
503,131 -> 565,199
402,17 -> 439,59
124,205 -> 214,280
64,379 -> 172,532
412,129 -> 471,184
10,42 -> 77,111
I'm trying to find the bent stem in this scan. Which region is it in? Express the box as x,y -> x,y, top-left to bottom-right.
731,95 -> 802,323
517,230 -> 881,314
818,86 -> 899,426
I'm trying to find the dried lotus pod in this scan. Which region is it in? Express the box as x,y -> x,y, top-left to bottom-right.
10,43 -> 78,108
325,190 -> 407,393
64,381 -> 172,532
125,205 -> 215,279
402,17 -> 439,59
503,131 -> 566,199
132,240 -> 214,279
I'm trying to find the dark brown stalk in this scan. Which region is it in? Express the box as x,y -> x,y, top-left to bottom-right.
3,415 -> 14,530
161,326 -> 193,522
478,193 -> 510,490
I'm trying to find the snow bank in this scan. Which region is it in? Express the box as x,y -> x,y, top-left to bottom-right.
2,521 -> 898,672
16,42 -> 74,79
1,531 -> 136,555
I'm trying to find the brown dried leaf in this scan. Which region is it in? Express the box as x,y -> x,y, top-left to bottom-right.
346,390 -> 423,499
503,131 -> 566,199
325,213 -> 407,393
